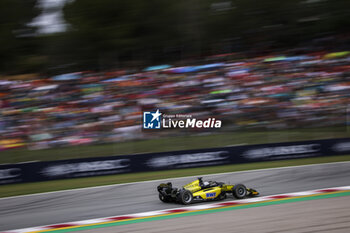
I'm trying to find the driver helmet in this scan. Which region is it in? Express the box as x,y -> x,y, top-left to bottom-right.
203,181 -> 209,186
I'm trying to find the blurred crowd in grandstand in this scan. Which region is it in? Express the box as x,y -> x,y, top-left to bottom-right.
1,47 -> 350,150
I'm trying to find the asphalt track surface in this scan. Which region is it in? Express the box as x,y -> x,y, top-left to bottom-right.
78,196 -> 350,233
1,161 -> 350,231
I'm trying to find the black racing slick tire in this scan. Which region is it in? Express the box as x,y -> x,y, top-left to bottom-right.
232,184 -> 247,199
179,190 -> 193,205
159,193 -> 171,203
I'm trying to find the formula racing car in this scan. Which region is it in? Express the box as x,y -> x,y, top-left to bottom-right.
157,177 -> 259,204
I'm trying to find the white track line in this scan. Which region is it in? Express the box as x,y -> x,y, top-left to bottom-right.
1,160 -> 350,201
4,185 -> 350,233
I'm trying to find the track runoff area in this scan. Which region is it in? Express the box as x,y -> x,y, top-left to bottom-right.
3,186 -> 350,232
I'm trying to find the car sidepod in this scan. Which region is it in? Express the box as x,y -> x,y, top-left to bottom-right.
192,186 -> 223,201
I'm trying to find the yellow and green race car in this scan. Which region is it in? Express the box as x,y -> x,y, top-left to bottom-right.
157,177 -> 259,205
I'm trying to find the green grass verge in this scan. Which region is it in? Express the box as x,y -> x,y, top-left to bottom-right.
1,155 -> 350,198
1,126 -> 349,164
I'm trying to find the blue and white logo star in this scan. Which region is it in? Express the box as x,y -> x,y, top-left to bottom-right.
143,109 -> 162,129
150,109 -> 162,122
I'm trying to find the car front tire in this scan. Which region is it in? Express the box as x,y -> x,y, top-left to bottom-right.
232,184 -> 247,199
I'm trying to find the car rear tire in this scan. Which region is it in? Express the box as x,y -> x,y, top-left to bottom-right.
232,184 -> 247,199
179,190 -> 193,205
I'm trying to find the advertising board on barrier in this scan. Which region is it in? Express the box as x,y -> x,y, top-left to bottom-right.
242,144 -> 321,160
147,151 -> 230,168
0,168 -> 22,184
41,159 -> 131,178
0,137 -> 350,185
332,141 -> 350,153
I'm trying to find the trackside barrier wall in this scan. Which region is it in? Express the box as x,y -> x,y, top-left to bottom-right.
1,138 -> 350,185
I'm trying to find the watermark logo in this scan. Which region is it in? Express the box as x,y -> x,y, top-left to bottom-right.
143,109 -> 162,129
143,109 -> 222,129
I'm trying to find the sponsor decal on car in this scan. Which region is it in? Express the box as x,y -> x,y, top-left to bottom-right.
206,192 -> 216,198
